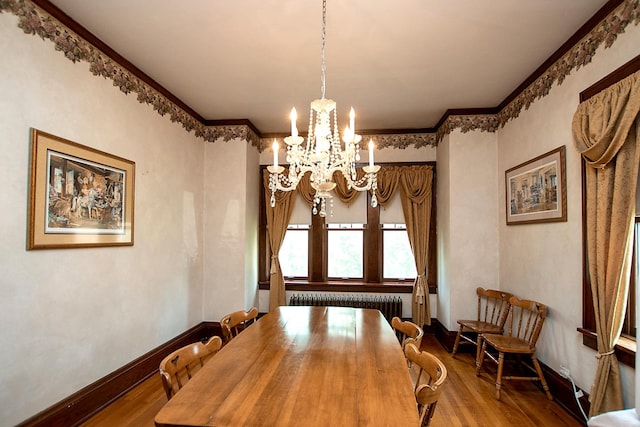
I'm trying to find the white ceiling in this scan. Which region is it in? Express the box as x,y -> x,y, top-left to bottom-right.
48,0 -> 609,134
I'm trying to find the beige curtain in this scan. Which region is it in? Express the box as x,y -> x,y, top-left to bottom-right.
572,72 -> 640,417
376,166 -> 400,206
297,169 -> 366,211
333,169 -> 365,204
398,165 -> 434,327
263,170 -> 296,310
296,173 -> 315,207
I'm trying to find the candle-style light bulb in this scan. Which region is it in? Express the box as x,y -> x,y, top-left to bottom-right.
290,108 -> 298,138
349,108 -> 355,134
272,139 -> 279,168
368,139 -> 374,167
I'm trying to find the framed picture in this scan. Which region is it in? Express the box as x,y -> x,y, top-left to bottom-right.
505,145 -> 566,225
28,129 -> 135,249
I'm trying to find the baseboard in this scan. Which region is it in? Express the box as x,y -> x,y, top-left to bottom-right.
540,362 -> 590,425
432,318 -> 459,352
17,321 -> 222,427
430,319 -> 589,425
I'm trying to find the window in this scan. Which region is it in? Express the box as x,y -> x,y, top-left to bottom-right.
382,224 -> 417,280
280,224 -> 309,278
258,162 -> 437,287
327,224 -> 364,279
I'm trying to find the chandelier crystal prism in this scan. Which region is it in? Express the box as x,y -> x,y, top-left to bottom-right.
267,0 -> 380,217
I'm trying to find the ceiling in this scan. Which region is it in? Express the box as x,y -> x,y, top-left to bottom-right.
46,0 -> 610,135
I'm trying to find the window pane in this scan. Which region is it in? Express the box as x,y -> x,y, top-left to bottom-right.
328,229 -> 363,278
383,228 -> 417,279
279,228 -> 308,277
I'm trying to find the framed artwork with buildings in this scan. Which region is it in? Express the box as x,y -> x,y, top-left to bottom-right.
28,129 -> 135,249
505,145 -> 566,225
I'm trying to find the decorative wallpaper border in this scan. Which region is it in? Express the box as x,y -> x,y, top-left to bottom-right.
1,0 -> 639,151
497,0 -> 640,126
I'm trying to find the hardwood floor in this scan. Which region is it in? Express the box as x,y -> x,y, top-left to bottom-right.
81,335 -> 585,426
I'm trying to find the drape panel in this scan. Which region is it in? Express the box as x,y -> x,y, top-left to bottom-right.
571,72 -> 640,417
263,170 -> 295,310
398,165 -> 434,327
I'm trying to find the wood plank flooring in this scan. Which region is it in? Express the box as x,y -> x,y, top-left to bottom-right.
81,335 -> 586,426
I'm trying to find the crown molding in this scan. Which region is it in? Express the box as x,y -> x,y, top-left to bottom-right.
1,0 -> 638,150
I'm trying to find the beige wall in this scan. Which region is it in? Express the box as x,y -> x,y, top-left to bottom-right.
496,22 -> 640,406
0,12 -> 208,425
203,138 -> 260,321
437,130 -> 499,331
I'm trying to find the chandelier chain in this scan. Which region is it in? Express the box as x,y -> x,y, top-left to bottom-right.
267,0 -> 379,217
321,0 -> 327,99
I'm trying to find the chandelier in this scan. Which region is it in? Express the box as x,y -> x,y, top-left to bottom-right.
267,0 -> 380,217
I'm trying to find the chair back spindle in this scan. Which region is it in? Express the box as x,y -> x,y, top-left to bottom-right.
506,298 -> 547,349
478,288 -> 512,329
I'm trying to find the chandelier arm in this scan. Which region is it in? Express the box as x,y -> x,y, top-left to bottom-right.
271,178 -> 298,193
346,176 -> 376,192
270,165 -> 315,192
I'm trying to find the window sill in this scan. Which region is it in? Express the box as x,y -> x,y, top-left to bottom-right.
258,280 -> 425,294
578,328 -> 636,367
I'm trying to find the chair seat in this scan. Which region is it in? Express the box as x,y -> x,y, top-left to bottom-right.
457,320 -> 503,334
451,288 -> 513,359
482,333 -> 535,354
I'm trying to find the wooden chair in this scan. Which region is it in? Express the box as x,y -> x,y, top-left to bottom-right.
391,316 -> 424,352
220,306 -> 258,343
159,336 -> 222,400
475,296 -> 552,401
404,342 -> 448,427
451,287 -> 513,363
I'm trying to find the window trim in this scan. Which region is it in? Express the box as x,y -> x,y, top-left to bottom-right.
326,224 -> 365,280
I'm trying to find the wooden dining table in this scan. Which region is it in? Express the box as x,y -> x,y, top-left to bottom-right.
154,305 -> 420,426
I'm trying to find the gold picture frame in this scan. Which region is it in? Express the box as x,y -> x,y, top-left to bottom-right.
28,129 -> 135,249
505,145 -> 566,225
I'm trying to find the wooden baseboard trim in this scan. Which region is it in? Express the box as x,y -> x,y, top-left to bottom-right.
17,322 -> 222,427
432,320 -> 589,425
432,318 -> 459,352
540,362 -> 590,425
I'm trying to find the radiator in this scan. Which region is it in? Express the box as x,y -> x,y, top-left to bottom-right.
289,294 -> 402,322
